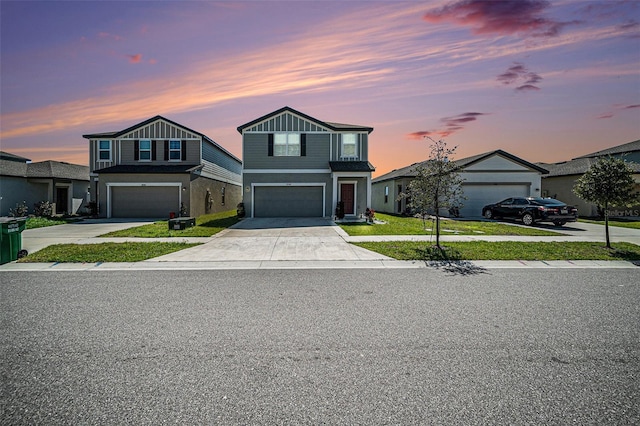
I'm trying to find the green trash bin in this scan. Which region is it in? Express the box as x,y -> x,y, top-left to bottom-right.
0,217 -> 28,264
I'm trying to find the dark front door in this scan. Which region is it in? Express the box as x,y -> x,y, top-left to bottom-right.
341,183 -> 355,215
56,187 -> 68,214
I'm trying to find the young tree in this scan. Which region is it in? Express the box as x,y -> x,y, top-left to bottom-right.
403,137 -> 465,249
573,156 -> 638,248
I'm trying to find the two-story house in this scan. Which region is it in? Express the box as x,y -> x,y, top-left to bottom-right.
237,106 -> 375,218
83,116 -> 242,218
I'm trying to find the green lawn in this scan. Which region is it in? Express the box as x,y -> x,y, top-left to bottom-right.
340,213 -> 561,236
25,216 -> 82,229
580,218 -> 640,230
353,241 -> 640,261
100,210 -> 239,237
18,242 -> 201,263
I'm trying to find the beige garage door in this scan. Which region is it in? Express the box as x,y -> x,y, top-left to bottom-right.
111,186 -> 180,218
460,183 -> 530,217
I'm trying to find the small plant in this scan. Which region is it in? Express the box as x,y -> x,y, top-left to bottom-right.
33,201 -> 53,217
236,202 -> 245,218
9,201 -> 28,217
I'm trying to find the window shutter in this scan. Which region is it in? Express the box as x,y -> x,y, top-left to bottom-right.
134,140 -> 139,161
152,140 -> 157,160
301,134 -> 306,157
181,140 -> 187,161
164,140 -> 169,161
268,134 -> 274,156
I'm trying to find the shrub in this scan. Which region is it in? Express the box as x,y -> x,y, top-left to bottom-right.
8,201 -> 28,217
34,201 -> 53,217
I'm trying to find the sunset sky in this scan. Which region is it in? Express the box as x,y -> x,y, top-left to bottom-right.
1,0 -> 639,177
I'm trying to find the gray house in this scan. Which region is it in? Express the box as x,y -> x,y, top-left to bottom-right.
540,140 -> 640,218
0,151 -> 89,216
83,116 -> 242,218
372,149 -> 548,218
238,106 -> 375,218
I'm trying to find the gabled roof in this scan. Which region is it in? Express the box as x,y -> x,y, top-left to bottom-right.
574,139 -> 640,159
539,139 -> 640,177
83,115 -> 241,164
540,156 -> 640,177
237,106 -> 374,134
373,149 -> 548,183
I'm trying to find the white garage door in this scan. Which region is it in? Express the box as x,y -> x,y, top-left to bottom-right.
254,186 -> 324,217
111,186 -> 180,218
460,183 -> 530,217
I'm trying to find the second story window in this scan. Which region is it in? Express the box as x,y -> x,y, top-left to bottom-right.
139,140 -> 151,161
274,133 -> 300,156
169,140 -> 181,160
98,140 -> 111,161
341,134 -> 357,158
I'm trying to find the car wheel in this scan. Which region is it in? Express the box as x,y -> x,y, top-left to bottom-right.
484,209 -> 493,219
553,221 -> 566,227
522,213 -> 534,226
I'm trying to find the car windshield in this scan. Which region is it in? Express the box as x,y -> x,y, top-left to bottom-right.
529,197 -> 565,206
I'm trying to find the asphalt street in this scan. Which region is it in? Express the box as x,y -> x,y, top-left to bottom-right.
1,268 -> 639,425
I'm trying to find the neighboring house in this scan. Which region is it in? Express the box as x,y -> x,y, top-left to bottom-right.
0,151 -> 89,216
372,149 -> 548,218
83,116 -> 242,218
540,140 -> 640,218
237,106 -> 375,218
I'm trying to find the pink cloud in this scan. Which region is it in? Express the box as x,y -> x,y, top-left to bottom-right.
408,112 -> 489,139
597,104 -> 639,119
497,62 -> 543,91
423,0 -> 578,37
98,32 -> 124,41
127,54 -> 142,64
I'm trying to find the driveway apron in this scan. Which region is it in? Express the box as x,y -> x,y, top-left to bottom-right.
150,218 -> 390,262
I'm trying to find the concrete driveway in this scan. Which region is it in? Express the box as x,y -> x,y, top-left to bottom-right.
151,218 -> 390,262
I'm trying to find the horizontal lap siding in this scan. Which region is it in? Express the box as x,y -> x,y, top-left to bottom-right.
243,133 -> 330,169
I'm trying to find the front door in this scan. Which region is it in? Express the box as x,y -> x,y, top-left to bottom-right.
56,187 -> 68,215
340,183 -> 355,215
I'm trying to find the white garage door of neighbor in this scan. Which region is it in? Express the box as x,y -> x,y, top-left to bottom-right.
460,184 -> 529,217
254,186 -> 324,217
111,186 -> 180,218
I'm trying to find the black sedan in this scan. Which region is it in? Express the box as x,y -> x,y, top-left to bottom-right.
482,197 -> 578,226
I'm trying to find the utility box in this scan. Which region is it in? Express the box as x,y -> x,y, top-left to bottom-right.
1,217 -> 28,264
168,217 -> 196,230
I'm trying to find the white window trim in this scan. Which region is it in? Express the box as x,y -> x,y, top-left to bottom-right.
274,133 -> 301,157
98,140 -> 112,161
139,139 -> 152,162
340,133 -> 359,160
169,139 -> 182,162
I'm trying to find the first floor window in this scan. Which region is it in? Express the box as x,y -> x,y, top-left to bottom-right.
98,140 -> 111,160
139,140 -> 151,160
169,140 -> 181,160
274,133 -> 300,156
341,134 -> 357,158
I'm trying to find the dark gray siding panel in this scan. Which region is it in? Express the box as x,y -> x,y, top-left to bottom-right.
243,133 -> 330,169
254,186 -> 323,217
202,141 -> 242,174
